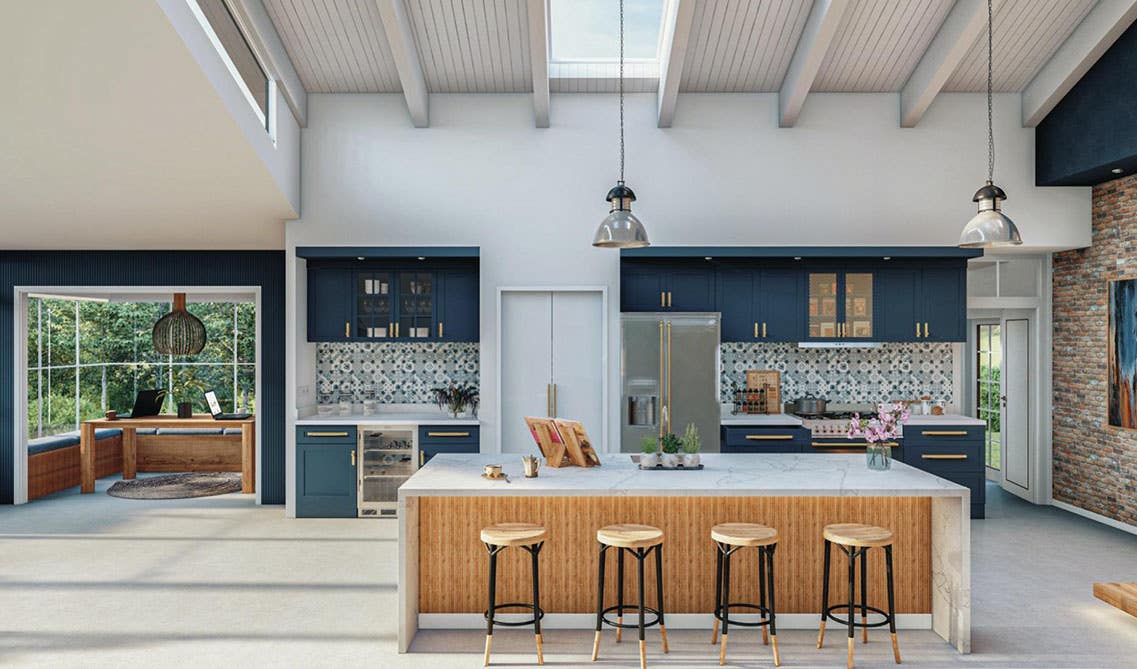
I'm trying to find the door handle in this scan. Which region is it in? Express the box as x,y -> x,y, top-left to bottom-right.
658,320 -> 665,438
1000,395 -> 1007,407
419,451 -> 425,466
661,291 -> 666,308
921,454 -> 967,460
666,321 -> 673,433
396,323 -> 400,337
921,430 -> 968,436
754,322 -> 759,338
552,383 -> 558,418
746,435 -> 793,440
305,431 -> 349,438
916,321 -> 921,338
924,322 -> 930,338
426,432 -> 470,438
345,322 -> 350,338
547,383 -> 552,416
667,292 -> 673,308
438,322 -> 443,338
762,322 -> 767,338
351,450 -> 356,466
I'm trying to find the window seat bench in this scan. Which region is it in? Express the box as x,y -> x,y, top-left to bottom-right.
28,429 -> 124,500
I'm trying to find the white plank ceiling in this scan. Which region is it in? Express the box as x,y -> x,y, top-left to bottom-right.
260,0 -> 1112,114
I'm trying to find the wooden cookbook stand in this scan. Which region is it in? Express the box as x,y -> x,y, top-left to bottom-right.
524,416 -> 601,468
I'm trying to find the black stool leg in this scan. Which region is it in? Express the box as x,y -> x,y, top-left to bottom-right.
711,543 -> 723,644
818,538 -> 831,648
655,544 -> 668,653
759,545 -> 769,645
616,547 -> 626,642
719,546 -> 732,665
484,543 -> 501,667
637,548 -> 647,669
592,544 -> 608,661
767,544 -> 781,667
886,545 -> 901,664
530,542 -> 544,665
861,546 -> 869,644
846,547 -> 856,669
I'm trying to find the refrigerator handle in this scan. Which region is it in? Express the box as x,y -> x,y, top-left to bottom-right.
658,320 -> 665,439
666,320 -> 673,434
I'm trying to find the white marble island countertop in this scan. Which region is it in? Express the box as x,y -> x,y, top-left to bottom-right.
398,453 -> 969,499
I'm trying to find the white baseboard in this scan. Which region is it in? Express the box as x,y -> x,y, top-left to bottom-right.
1051,500 -> 1137,537
419,613 -> 931,630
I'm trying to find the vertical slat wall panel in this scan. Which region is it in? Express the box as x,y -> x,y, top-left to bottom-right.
0,251 -> 285,504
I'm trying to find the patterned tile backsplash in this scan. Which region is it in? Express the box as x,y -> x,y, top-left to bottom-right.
720,342 -> 955,405
316,342 -> 479,403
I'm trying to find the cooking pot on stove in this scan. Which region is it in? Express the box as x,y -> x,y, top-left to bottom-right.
793,394 -> 827,415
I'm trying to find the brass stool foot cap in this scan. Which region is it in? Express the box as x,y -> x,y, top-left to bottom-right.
616,616 -> 623,643
847,636 -> 854,669
639,639 -> 646,669
535,632 -> 544,665
711,618 -> 719,645
817,620 -> 827,648
483,635 -> 493,667
891,632 -> 902,664
591,630 -> 601,662
763,624 -> 769,645
862,615 -> 869,643
719,634 -> 728,665
660,624 -> 670,653
771,634 -> 781,667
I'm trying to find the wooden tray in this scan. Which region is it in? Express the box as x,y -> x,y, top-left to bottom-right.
745,369 -> 781,414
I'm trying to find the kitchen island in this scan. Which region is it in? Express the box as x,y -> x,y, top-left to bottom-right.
397,453 -> 969,654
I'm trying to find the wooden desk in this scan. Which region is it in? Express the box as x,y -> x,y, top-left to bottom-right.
80,415 -> 255,494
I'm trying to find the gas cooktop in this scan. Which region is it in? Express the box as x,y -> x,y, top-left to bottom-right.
793,411 -> 858,420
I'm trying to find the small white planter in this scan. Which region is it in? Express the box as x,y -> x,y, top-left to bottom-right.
639,452 -> 660,468
660,453 -> 680,469
681,452 -> 701,468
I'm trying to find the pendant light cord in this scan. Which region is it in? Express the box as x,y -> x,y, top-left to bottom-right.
986,0 -> 994,184
618,0 -> 625,185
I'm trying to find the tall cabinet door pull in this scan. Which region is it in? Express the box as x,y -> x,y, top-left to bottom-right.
915,321 -> 921,338
762,322 -> 767,338
924,322 -> 930,338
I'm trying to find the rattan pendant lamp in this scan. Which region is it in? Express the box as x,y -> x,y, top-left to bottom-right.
152,293 -> 206,355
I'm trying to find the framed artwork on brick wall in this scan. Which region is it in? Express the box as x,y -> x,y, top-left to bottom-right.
1108,277 -> 1137,429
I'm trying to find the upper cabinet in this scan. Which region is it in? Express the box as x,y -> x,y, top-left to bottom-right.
306,259 -> 478,343
620,249 -> 975,343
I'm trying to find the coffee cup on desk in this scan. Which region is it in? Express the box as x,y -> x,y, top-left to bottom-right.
104,410 -> 117,421
483,464 -> 503,479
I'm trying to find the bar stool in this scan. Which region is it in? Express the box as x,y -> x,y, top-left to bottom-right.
817,523 -> 900,669
710,523 -> 780,666
592,523 -> 668,669
480,522 -> 547,667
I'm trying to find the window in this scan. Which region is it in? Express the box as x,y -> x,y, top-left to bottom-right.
192,0 -> 272,132
27,297 -> 255,440
976,324 -> 1001,469
549,0 -> 665,62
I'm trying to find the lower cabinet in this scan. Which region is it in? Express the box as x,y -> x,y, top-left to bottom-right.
720,426 -> 809,453
902,424 -> 986,519
418,425 -> 480,466
296,426 -> 358,518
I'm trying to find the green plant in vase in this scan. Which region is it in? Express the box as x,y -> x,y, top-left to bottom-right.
431,383 -> 479,418
660,433 -> 681,468
680,422 -> 701,467
639,435 -> 660,468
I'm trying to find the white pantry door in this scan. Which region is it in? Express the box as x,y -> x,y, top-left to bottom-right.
1001,317 -> 1031,499
500,290 -> 604,454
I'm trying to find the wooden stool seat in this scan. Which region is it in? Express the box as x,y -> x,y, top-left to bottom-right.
481,522 -> 548,547
597,523 -> 664,549
823,523 -> 894,548
711,522 -> 778,547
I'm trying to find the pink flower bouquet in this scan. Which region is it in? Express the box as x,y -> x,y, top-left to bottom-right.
849,402 -> 910,470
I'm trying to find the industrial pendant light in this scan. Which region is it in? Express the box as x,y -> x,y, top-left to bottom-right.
152,293 -> 206,356
960,0 -> 1022,248
592,0 -> 649,249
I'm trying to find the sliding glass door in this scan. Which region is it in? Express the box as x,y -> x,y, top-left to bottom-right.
976,323 -> 1002,471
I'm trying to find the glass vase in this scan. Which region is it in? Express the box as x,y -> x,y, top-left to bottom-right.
866,443 -> 892,471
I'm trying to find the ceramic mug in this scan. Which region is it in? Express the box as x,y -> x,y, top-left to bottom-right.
483,464 -> 503,479
521,455 -> 540,478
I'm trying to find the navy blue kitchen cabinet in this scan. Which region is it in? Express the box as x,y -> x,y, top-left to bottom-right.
308,267 -> 353,342
621,263 -> 715,312
418,425 -> 480,466
716,269 -> 804,342
296,426 -> 359,518
878,266 -> 921,341
306,261 -> 479,343
440,270 -> 479,341
720,425 -> 808,453
903,424 -> 986,518
920,266 -> 965,341
878,263 -> 966,342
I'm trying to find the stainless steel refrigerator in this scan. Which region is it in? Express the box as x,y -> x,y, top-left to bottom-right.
621,312 -> 720,453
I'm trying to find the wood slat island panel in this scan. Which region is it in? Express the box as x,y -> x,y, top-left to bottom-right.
419,495 -> 931,614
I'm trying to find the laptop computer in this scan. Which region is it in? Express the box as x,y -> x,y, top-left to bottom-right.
204,390 -> 251,420
127,389 -> 167,418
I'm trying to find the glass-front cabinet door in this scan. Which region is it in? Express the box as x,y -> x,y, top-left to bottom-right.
355,271 -> 392,339
844,272 -> 873,339
396,272 -> 434,339
808,273 -> 839,339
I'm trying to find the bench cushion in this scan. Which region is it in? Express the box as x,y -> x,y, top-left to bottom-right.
27,434 -> 80,456
135,428 -> 159,435
222,427 -> 244,436
94,428 -> 123,439
155,428 -> 225,436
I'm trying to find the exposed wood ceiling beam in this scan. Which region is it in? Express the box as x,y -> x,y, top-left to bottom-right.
229,0 -> 308,127
778,0 -> 851,128
656,0 -> 697,128
376,0 -> 429,127
1021,0 -> 1137,127
899,0 -> 988,128
526,0 -> 549,127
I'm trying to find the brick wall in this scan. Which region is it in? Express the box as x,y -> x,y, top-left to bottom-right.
1053,173 -> 1137,526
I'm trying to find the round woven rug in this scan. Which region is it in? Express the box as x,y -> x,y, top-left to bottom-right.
107,473 -> 242,500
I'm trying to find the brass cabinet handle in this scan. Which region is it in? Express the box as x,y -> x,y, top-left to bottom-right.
438,322 -> 443,338
351,450 -> 356,466
552,383 -> 558,418
754,322 -> 759,338
746,435 -> 794,440
420,451 -> 425,466
924,322 -> 930,338
762,322 -> 767,338
345,322 -> 350,338
396,322 -> 400,337
661,291 -> 666,307
813,441 -> 897,447
666,292 -> 672,308
916,321 -> 921,338
305,431 -> 350,438
921,430 -> 969,436
426,431 -> 471,438
547,383 -> 552,416
922,454 -> 967,460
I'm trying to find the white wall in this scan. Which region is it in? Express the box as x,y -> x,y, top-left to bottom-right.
286,92 -> 1090,453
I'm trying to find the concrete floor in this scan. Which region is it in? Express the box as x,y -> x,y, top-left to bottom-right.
2,479 -> 1137,668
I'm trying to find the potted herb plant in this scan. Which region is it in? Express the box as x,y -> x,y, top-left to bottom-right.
849,402 -> 909,471
432,383 -> 479,418
639,435 -> 660,468
660,433 -> 681,468
680,422 -> 701,468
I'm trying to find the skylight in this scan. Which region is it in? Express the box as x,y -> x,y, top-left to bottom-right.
549,0 -> 665,62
